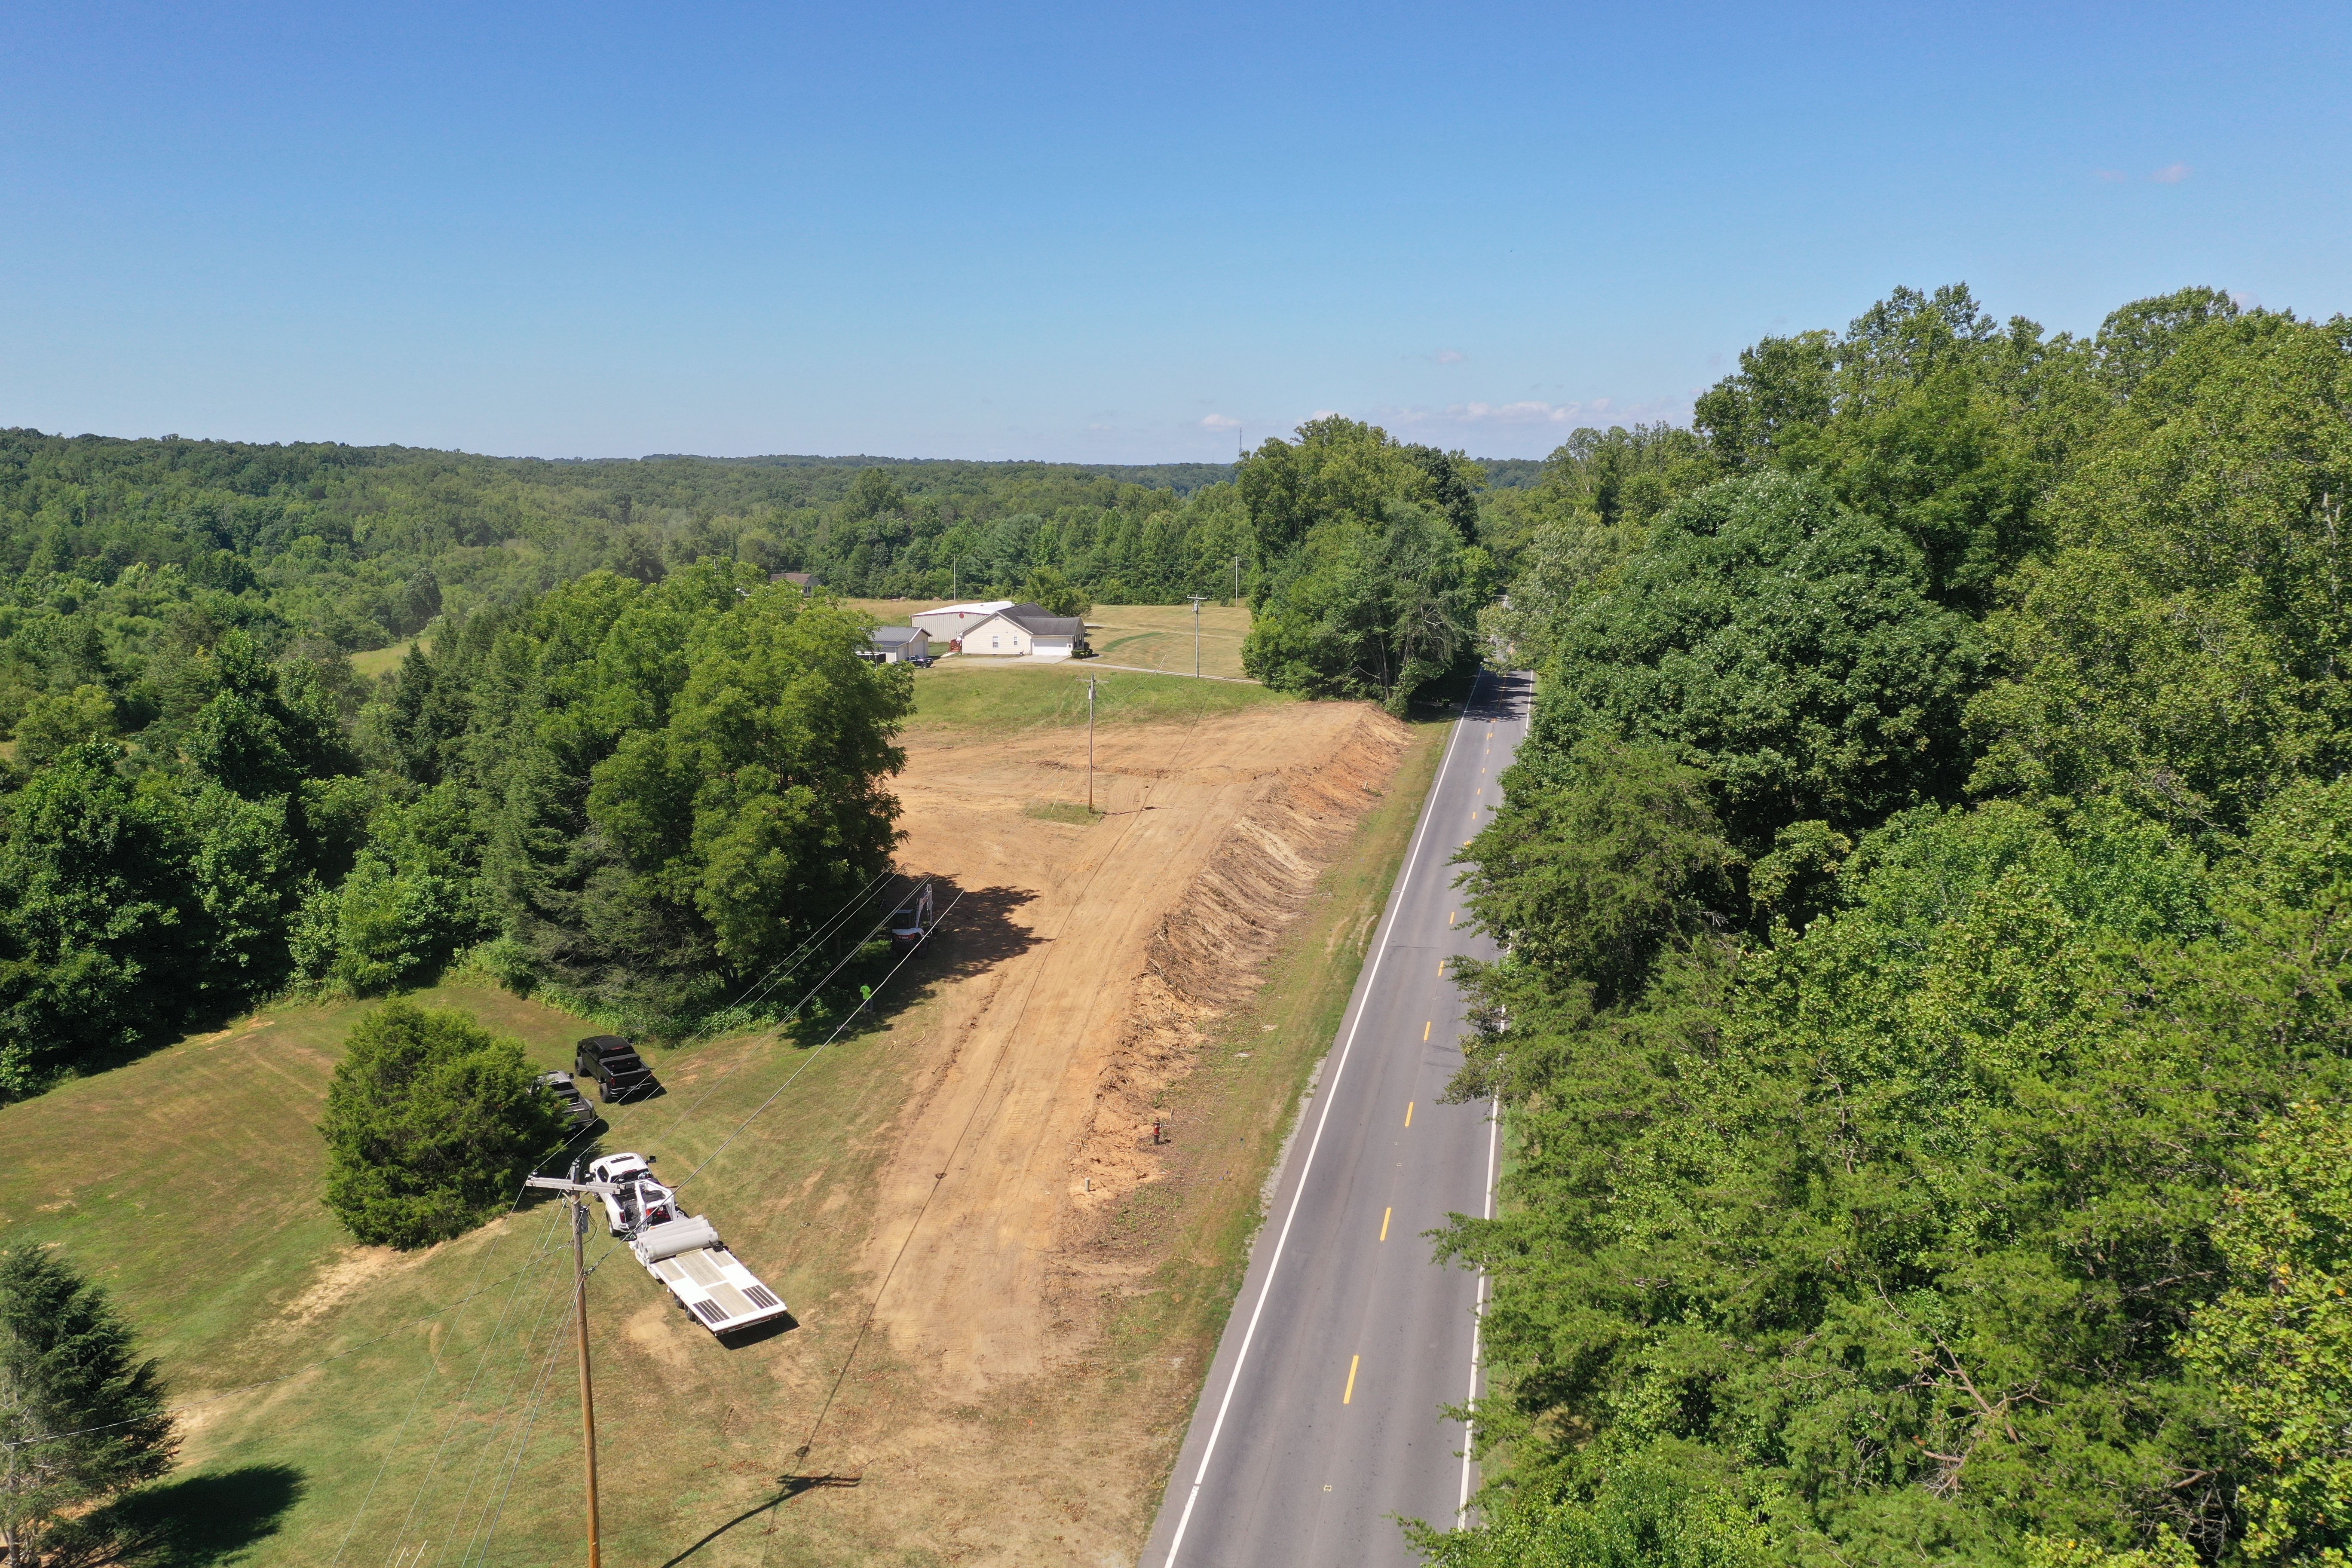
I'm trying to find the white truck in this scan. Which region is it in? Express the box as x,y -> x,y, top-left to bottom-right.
526,1153 -> 790,1336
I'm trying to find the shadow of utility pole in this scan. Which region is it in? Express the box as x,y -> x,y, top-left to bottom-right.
658,1475 -> 864,1568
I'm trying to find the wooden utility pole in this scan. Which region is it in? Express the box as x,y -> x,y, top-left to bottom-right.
572,1198 -> 602,1568
1189,596 -> 1208,678
1085,671 -> 1102,812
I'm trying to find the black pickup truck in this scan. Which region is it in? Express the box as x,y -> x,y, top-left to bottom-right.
573,1035 -> 655,1104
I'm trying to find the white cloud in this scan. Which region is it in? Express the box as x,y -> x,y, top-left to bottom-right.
2094,168 -> 2128,183
1368,395 -> 1692,456
1384,397 -> 1671,428
1433,348 -> 1468,364
1198,413 -> 1241,430
2152,162 -> 2193,184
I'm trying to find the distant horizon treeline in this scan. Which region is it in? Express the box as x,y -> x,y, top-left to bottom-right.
0,432 -> 1544,681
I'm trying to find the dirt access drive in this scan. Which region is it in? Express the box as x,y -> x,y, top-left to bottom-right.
876,698 -> 1408,1395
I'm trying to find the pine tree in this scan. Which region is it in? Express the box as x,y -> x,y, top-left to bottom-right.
0,1248 -> 175,1562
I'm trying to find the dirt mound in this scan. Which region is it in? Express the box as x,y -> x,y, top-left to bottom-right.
1069,710 -> 1409,1215
863,701 -> 1411,1396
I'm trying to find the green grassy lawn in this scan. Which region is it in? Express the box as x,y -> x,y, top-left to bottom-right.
834,599 -> 1253,681
347,638 -> 416,679
0,970 -> 946,1564
1082,603 -> 1250,680
907,658 -> 1286,731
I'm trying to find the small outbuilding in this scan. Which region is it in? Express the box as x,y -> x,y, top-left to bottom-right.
866,625 -> 931,664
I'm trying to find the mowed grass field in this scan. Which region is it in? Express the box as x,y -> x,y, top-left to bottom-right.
907,658 -> 1285,731
346,639 -> 415,679
0,969 -> 941,1564
1081,603 -> 1249,680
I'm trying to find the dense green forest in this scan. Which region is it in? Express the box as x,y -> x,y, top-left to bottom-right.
0,437 -> 1249,720
1427,285 -> 2352,1567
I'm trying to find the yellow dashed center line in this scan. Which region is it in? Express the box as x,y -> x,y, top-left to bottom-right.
1404,1100 -> 1415,1127
1423,1020 -> 1432,1041
1380,1207 -> 1392,1242
1343,1354 -> 1360,1404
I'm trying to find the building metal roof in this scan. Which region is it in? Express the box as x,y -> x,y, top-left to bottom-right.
870,625 -> 928,646
993,603 -> 1086,638
917,600 -> 1014,618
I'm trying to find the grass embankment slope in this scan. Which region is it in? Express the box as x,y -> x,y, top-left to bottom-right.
0,680 -> 1447,1565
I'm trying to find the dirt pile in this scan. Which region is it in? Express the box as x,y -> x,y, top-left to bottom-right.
1071,709 -> 1409,1214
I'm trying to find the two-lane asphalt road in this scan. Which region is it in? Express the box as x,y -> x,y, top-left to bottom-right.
1141,668 -> 1534,1568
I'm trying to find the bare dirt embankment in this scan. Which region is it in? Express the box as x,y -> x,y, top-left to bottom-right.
870,701 -> 1410,1397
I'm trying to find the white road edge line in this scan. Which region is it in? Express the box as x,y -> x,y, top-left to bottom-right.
1458,1090 -> 1501,1526
1160,671 -> 1484,1568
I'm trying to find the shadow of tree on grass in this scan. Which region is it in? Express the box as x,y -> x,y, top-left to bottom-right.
41,1464 -> 304,1567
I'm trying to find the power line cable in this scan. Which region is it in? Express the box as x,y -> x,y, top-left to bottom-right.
421,1231 -> 585,1568
452,1262 -> 585,1567
731,871 -> 902,1016
635,877 -> 936,1167
466,1252 -> 621,1566
672,889 -> 966,1194
380,1204 -> 573,1566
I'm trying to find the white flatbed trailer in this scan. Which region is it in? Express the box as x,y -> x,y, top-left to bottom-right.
526,1153 -> 790,1336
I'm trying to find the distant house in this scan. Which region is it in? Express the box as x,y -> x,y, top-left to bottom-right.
958,602 -> 1089,660
770,571 -> 815,592
867,625 -> 931,664
910,600 -> 1014,642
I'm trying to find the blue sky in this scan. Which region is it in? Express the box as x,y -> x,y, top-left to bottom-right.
4,1 -> 2345,463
